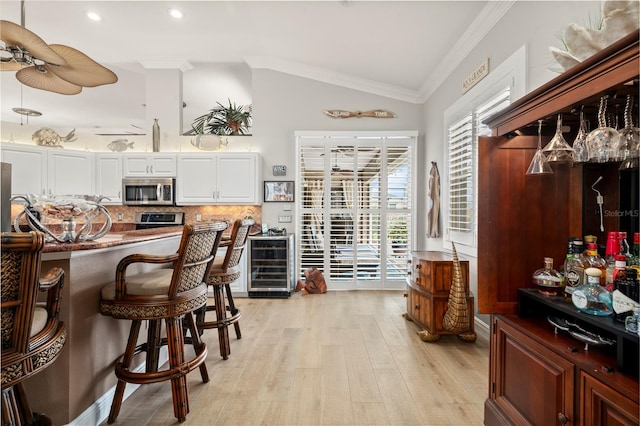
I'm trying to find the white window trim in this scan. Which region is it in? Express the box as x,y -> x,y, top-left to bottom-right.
443,45 -> 527,257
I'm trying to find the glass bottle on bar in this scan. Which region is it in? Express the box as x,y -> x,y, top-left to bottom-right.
532,257 -> 564,297
583,242 -> 606,286
605,231 -> 620,287
572,268 -> 613,316
564,238 -> 585,300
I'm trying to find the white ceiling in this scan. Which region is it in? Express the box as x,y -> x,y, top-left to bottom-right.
0,1 -> 511,135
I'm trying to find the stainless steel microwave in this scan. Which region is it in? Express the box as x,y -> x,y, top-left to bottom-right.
122,177 -> 175,206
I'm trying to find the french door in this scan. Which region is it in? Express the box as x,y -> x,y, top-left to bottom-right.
296,131 -> 416,290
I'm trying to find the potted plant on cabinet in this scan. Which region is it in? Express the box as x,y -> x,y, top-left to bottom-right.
191,99 -> 252,136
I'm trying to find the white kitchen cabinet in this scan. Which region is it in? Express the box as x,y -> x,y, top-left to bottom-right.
176,152 -> 260,205
48,150 -> 94,195
123,153 -> 176,177
95,154 -> 123,203
1,143 -> 93,197
1,143 -> 47,196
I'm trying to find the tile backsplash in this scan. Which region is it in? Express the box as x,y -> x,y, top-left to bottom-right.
10,203 -> 261,231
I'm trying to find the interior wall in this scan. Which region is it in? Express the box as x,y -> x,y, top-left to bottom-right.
250,69 -> 423,232
421,0 -> 603,322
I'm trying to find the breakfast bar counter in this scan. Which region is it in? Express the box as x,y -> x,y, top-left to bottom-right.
23,228 -> 184,425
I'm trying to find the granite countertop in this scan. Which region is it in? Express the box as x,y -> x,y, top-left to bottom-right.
43,226 -> 184,253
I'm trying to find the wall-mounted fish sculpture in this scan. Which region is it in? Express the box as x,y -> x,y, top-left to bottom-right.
32,128 -> 76,147
107,139 -> 135,152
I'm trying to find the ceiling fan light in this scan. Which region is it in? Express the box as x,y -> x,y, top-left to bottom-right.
12,107 -> 42,117
46,44 -> 118,87
17,66 -> 82,95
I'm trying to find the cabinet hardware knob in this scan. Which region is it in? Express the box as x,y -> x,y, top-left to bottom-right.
416,264 -> 422,269
557,413 -> 569,424
568,346 -> 578,353
414,305 -> 420,310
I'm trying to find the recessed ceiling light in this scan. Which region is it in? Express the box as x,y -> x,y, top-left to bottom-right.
168,8 -> 183,19
87,12 -> 101,22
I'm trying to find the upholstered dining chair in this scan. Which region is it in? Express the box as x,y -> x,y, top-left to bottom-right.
1,231 -> 66,426
197,218 -> 254,360
99,222 -> 227,423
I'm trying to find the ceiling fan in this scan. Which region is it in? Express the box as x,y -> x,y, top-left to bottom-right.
0,1 -> 117,95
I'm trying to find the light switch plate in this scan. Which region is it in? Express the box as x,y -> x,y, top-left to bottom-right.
278,215 -> 292,223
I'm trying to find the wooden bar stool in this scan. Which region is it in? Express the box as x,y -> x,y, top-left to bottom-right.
197,218 -> 254,359
1,231 -> 66,426
99,222 -> 226,423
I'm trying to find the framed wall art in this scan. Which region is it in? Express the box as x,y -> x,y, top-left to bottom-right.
264,181 -> 295,202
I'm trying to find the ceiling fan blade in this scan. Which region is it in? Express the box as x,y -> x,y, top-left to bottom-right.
0,20 -> 66,66
0,60 -> 22,71
16,65 -> 82,95
47,44 -> 117,87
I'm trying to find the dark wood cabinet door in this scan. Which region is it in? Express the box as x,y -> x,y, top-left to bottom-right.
490,317 -> 574,425
580,372 -> 640,426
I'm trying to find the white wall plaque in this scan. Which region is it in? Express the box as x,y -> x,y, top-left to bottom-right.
462,59 -> 489,94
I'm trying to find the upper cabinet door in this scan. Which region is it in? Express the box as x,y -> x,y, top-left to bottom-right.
95,154 -> 123,203
176,152 -> 260,205
123,154 -> 176,177
176,154 -> 217,204
216,153 -> 260,204
47,150 -> 94,196
1,143 -> 47,196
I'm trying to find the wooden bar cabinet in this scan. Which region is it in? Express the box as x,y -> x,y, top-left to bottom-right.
478,32 -> 639,425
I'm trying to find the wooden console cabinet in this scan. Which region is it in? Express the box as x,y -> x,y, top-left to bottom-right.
405,251 -> 475,342
479,33 -> 639,425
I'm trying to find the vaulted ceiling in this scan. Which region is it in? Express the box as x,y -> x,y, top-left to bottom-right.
0,1 -> 513,135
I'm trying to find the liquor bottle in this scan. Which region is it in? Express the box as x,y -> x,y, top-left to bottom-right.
618,231 -> 631,259
572,267 -> 613,316
532,257 -> 564,296
608,254 -> 627,292
564,238 -> 585,299
613,268 -> 638,323
604,231 -> 619,286
583,242 -> 606,285
630,232 -> 640,266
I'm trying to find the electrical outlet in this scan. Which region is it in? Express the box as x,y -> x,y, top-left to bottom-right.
278,215 -> 292,223
195,214 -> 202,222
117,213 -> 124,221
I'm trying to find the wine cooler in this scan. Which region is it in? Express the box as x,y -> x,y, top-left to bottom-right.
247,233 -> 295,298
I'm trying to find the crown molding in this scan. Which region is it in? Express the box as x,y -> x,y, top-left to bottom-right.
418,0 -> 516,103
245,55 -> 423,104
246,1 -> 515,105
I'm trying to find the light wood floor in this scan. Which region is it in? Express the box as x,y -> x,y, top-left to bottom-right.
103,290 -> 489,425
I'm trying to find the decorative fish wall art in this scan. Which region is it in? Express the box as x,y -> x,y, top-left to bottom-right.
107,139 -> 135,152
32,128 -> 76,147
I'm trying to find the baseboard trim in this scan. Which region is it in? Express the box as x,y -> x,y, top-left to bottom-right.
68,350 -> 169,426
474,316 -> 490,342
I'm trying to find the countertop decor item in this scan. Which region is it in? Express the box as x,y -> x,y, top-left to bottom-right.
190,99 -> 251,136
12,194 -> 112,243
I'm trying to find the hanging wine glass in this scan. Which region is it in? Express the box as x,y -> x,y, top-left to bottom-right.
526,120 -> 553,175
616,95 -> 639,169
542,114 -> 573,162
572,109 -> 589,162
586,96 -> 620,163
